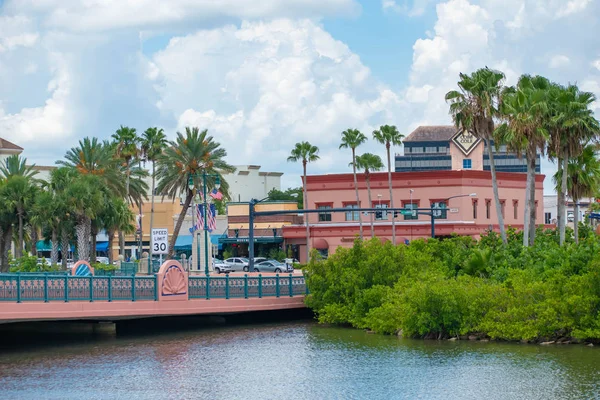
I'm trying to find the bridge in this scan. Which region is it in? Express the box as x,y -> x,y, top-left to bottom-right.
0,260 -> 307,324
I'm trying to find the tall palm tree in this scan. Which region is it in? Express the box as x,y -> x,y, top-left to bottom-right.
354,153 -> 384,239
497,75 -> 550,246
112,125 -> 140,201
548,84 -> 599,245
339,129 -> 367,239
46,167 -> 77,268
156,127 -> 235,258
141,127 -> 168,258
101,196 -> 135,264
554,144 -> 600,244
288,141 -> 320,262
373,125 -> 404,245
58,137 -> 124,195
0,184 -> 14,271
446,67 -> 508,244
0,155 -> 39,258
31,189 -> 63,265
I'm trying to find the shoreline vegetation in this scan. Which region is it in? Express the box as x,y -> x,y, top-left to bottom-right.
303,227 -> 600,346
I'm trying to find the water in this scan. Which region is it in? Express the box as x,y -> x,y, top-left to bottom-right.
0,321 -> 599,400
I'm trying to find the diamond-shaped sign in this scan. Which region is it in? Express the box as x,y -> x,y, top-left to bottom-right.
452,129 -> 481,156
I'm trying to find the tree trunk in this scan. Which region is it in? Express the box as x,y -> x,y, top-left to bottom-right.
528,153 -> 537,246
303,160 -> 310,263
90,223 -> 98,263
76,221 -> 88,261
352,148 -> 363,239
119,230 -> 125,255
556,156 -> 565,244
0,227 -> 4,272
50,229 -> 59,265
126,161 -> 131,203
366,172 -> 374,238
1,226 -> 12,272
30,226 -> 38,256
386,143 -> 396,245
16,210 -> 24,258
560,153 -> 568,245
574,200 -> 580,244
60,227 -> 69,269
149,161 -> 156,258
107,229 -> 115,265
486,138 -> 507,244
523,167 -> 531,247
168,190 -> 193,258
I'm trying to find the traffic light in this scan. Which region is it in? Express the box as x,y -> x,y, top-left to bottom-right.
375,210 -> 382,219
393,210 -> 399,218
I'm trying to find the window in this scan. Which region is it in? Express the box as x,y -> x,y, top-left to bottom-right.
501,201 -> 506,218
486,200 -> 491,219
318,205 -> 332,222
403,202 -> 418,220
463,159 -> 472,169
431,201 -> 447,219
345,203 -> 359,221
375,203 -> 388,220
545,212 -> 552,224
514,201 -> 518,220
317,249 -> 329,259
472,200 -> 478,219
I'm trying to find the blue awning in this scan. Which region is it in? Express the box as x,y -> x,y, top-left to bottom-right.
211,235 -> 224,250
174,235 -> 193,250
36,241 -> 75,252
96,241 -> 108,252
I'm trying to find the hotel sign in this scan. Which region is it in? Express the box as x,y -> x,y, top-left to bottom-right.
452,130 -> 481,156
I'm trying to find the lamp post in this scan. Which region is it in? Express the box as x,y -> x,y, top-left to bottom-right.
188,172 -> 221,276
428,193 -> 477,238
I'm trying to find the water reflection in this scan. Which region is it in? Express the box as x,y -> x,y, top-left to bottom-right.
0,322 -> 598,400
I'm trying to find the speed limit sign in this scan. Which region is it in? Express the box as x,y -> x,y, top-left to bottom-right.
151,229 -> 169,254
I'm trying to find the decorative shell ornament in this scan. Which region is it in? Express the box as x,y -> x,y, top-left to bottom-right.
162,265 -> 187,296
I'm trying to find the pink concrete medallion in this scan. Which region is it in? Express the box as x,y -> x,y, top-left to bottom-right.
157,260 -> 188,301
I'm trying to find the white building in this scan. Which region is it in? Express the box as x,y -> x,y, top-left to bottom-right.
224,165 -> 283,203
0,138 -> 24,167
543,195 -> 594,227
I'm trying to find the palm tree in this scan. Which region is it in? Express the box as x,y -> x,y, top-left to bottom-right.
340,129 -> 367,239
58,137 -> 124,195
112,125 -> 140,201
446,67 -> 508,244
101,196 -> 135,264
288,141 -> 320,262
0,155 -> 39,258
31,189 -> 63,265
554,144 -> 600,244
354,153 -> 384,239
373,125 -> 404,245
497,75 -> 550,246
63,173 -> 104,261
141,127 -> 168,257
548,84 -> 599,245
46,167 -> 77,268
156,127 -> 235,258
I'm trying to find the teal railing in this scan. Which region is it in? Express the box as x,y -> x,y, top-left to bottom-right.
0,273 -> 307,303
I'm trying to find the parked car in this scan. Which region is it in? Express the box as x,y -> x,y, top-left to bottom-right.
224,257 -> 250,272
254,259 -> 293,273
213,258 -> 232,274
253,257 -> 267,264
96,257 -> 109,265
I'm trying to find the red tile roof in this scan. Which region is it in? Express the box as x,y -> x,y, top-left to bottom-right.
0,138 -> 23,151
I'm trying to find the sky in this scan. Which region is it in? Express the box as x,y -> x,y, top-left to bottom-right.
0,0 -> 599,193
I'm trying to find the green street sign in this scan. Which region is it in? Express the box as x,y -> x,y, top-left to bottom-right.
400,209 -> 414,215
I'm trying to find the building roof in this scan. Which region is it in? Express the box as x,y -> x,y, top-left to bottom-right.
404,126 -> 458,143
0,138 -> 23,151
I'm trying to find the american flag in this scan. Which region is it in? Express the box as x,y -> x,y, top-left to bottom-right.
190,204 -> 217,233
209,188 -> 223,200
189,204 -> 203,233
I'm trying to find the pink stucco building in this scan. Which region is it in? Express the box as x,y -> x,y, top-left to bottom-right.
283,170 -> 544,263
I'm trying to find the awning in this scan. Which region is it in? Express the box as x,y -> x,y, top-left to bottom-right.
312,238 -> 329,250
36,241 -> 75,252
96,241 -> 108,252
211,234 -> 224,250
174,235 -> 193,250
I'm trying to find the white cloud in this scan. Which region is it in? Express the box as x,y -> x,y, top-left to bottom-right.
556,0 -> 591,18
148,19 -> 400,173
5,0 -> 359,32
592,59 -> 600,72
382,0 -> 433,17
549,54 -> 570,69
0,16 -> 39,52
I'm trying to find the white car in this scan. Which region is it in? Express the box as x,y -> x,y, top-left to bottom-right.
96,256 -> 110,264
213,259 -> 232,274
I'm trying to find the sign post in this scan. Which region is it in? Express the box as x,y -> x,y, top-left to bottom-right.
151,228 -> 168,266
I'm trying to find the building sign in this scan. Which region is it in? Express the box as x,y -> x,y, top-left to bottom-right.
152,229 -> 169,255
452,129 -> 481,156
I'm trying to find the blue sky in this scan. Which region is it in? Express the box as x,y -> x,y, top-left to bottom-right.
0,0 -> 599,192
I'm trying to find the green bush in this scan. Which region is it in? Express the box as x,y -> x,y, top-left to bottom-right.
92,262 -> 117,272
304,231 -> 600,342
9,255 -> 61,273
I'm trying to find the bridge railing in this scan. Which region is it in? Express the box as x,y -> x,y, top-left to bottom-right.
0,273 -> 307,303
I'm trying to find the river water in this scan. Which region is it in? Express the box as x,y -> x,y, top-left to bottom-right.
0,321 -> 599,400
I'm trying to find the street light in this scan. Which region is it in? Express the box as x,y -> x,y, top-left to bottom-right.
428,192 -> 477,238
